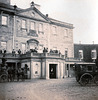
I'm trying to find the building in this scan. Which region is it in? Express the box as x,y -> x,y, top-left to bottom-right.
74,43 -> 98,62
0,0 -> 74,79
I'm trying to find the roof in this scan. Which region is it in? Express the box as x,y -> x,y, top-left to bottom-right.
0,2 -> 74,29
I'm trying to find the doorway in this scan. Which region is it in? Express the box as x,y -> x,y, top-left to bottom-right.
49,64 -> 57,79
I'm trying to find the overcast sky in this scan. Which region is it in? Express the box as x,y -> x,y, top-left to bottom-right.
11,0 -> 98,44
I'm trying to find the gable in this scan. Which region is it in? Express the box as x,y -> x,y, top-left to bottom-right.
18,7 -> 48,22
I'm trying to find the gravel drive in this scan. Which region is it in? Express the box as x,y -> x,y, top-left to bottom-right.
0,78 -> 98,100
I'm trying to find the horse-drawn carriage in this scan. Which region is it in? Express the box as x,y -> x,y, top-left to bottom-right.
75,63 -> 98,86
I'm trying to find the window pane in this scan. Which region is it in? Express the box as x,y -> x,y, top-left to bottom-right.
79,50 -> 83,59
22,44 -> 26,54
30,22 -> 35,30
22,20 -> 26,28
91,50 -> 96,59
2,16 -> 7,25
39,23 -> 43,31
1,42 -> 7,49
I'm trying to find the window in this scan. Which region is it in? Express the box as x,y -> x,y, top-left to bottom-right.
1,42 -> 7,49
22,43 -> 26,54
86,66 -> 93,72
2,15 -> 8,26
53,26 -> 57,34
79,50 -> 83,59
38,45 -> 43,53
22,19 -> 26,29
53,47 -> 57,50
64,29 -> 68,37
39,23 -> 43,33
91,49 -> 97,59
30,21 -> 35,30
65,48 -> 68,58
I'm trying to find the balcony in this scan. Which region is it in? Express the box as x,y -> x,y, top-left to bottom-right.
21,52 -> 65,59
28,30 -> 38,37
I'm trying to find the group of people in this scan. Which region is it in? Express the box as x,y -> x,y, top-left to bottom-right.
7,67 -> 26,82
0,49 -> 21,57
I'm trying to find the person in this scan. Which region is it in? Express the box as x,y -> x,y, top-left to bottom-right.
0,50 -> 2,54
12,49 -> 16,56
95,56 -> 98,70
4,49 -> 6,54
18,49 -> 21,54
17,68 -> 21,81
8,67 -> 13,82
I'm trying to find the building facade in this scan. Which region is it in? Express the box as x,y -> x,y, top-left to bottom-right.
74,43 -> 98,62
0,0 -> 74,79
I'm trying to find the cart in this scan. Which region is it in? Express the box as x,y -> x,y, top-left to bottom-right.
75,64 -> 98,86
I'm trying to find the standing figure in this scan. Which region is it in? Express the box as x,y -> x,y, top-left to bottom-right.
18,49 -> 21,54
12,49 -> 16,56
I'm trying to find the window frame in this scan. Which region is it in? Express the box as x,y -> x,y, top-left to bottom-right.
91,49 -> 97,59
1,15 -> 8,26
30,21 -> 36,30
21,19 -> 27,29
38,23 -> 43,33
79,50 -> 83,59
21,43 -> 26,54
0,41 -> 7,50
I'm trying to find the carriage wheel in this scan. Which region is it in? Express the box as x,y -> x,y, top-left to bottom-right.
0,74 -> 8,82
94,75 -> 98,86
80,74 -> 93,86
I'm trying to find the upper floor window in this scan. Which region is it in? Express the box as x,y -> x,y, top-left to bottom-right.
79,50 -> 83,59
38,23 -> 44,34
64,29 -> 68,37
22,19 -> 26,29
1,41 -> 7,50
21,43 -> 26,54
39,23 -> 43,32
30,21 -> 35,30
53,47 -> 57,50
52,26 -> 57,34
1,15 -> 8,26
91,49 -> 97,59
65,48 -> 68,58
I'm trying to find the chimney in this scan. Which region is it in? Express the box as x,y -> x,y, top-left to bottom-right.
13,5 -> 17,10
30,1 -> 41,10
46,14 -> 48,17
0,0 -> 10,4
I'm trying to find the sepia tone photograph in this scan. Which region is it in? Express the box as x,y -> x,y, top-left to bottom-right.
0,0 -> 98,100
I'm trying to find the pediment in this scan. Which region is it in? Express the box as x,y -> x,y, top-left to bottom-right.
18,7 -> 48,22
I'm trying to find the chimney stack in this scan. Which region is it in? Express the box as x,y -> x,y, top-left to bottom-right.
0,0 -> 10,4
46,14 -> 48,17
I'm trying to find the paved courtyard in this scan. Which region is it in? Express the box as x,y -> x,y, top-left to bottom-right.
0,77 -> 98,100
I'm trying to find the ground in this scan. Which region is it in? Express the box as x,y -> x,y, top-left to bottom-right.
0,78 -> 98,100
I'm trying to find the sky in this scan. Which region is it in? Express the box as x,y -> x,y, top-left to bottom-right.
11,0 -> 98,44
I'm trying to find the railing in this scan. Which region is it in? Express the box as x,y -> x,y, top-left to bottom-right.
65,57 -> 82,62
0,53 -> 20,58
0,52 -> 65,59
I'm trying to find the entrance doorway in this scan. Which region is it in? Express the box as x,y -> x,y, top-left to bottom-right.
49,64 -> 57,79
